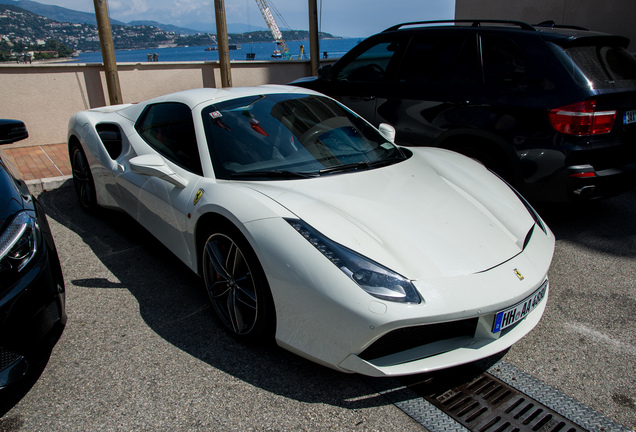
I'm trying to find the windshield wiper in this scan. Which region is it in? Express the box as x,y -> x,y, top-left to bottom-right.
318,161 -> 371,175
318,157 -> 405,175
230,170 -> 319,179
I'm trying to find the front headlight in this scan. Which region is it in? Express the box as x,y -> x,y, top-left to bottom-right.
286,219 -> 421,304
0,211 -> 40,273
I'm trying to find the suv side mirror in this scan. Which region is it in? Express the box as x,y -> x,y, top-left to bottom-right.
318,64 -> 332,80
0,120 -> 28,145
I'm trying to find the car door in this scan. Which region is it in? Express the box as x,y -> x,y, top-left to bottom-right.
380,31 -> 483,147
323,35 -> 408,123
116,102 -> 204,262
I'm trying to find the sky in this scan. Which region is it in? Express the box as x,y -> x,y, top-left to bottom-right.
28,0 -> 456,38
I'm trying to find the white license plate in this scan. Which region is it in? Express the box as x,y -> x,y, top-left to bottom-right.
492,281 -> 547,333
624,110 -> 636,125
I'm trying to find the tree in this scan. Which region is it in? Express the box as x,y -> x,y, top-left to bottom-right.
41,39 -> 73,57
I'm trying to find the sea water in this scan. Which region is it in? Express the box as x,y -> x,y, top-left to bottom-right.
72,38 -> 360,63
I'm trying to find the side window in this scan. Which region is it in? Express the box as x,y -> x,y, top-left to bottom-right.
335,40 -> 403,83
396,33 -> 480,88
136,102 -> 203,175
481,35 -> 528,87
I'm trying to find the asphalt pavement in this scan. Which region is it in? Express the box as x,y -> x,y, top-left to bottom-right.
1,182 -> 635,431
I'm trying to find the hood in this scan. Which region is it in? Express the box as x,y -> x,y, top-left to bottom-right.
243,148 -> 537,281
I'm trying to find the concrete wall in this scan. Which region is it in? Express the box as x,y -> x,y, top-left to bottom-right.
455,0 -> 636,49
0,60 -> 318,146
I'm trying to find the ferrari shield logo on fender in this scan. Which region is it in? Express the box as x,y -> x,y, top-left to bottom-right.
514,268 -> 524,281
194,188 -> 204,205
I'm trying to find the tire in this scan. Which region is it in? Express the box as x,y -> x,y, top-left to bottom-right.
201,224 -> 275,342
70,143 -> 98,213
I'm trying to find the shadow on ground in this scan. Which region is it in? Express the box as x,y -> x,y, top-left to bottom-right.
533,189 -> 636,257
34,183 -> 636,414
36,185 -> 400,410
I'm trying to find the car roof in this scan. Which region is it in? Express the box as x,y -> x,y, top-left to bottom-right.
379,20 -> 630,48
151,85 -> 317,106
117,85 -> 321,121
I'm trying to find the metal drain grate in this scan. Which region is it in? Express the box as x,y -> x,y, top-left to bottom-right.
426,373 -> 584,431
400,361 -> 589,432
369,360 -> 630,432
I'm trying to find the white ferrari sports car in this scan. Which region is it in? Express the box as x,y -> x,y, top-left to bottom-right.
67,85 -> 554,376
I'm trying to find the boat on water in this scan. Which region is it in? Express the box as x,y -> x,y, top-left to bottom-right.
205,44 -> 241,51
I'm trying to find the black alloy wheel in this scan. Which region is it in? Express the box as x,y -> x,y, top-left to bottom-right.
70,143 -> 97,212
201,227 -> 274,341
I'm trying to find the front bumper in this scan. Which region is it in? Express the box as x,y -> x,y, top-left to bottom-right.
337,283 -> 548,376
249,216 -> 554,377
0,242 -> 66,389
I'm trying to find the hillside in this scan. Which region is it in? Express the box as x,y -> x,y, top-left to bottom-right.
0,3 -> 338,61
0,0 -> 267,35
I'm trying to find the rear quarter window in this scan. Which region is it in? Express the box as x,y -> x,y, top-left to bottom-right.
553,43 -> 636,89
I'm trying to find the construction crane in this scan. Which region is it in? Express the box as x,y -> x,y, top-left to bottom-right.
254,0 -> 292,59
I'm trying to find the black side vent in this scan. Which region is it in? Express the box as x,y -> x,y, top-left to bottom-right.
96,123 -> 123,160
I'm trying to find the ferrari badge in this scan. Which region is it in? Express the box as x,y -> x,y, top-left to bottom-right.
194,188 -> 205,205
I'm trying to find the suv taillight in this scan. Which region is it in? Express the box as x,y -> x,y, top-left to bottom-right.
549,100 -> 616,135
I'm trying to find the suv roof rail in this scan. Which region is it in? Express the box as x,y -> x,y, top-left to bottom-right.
534,20 -> 589,31
383,19 -> 536,32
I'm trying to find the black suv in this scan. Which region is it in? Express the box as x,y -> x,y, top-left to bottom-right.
291,20 -> 636,202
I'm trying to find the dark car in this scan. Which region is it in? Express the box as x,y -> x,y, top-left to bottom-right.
0,120 -> 66,395
291,20 -> 636,202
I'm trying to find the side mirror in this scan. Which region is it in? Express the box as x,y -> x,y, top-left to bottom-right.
318,64 -> 332,80
0,120 -> 28,145
129,153 -> 188,188
378,123 -> 396,142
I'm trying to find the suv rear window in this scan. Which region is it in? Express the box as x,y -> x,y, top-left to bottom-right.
552,43 -> 636,89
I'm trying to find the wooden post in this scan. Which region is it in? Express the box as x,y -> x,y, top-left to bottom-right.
308,0 -> 319,76
93,0 -> 122,105
214,0 -> 232,88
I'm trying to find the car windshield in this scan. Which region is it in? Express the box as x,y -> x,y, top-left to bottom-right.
201,93 -> 406,180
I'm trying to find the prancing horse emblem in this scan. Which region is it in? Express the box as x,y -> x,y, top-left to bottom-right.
194,188 -> 204,205
514,268 -> 524,281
